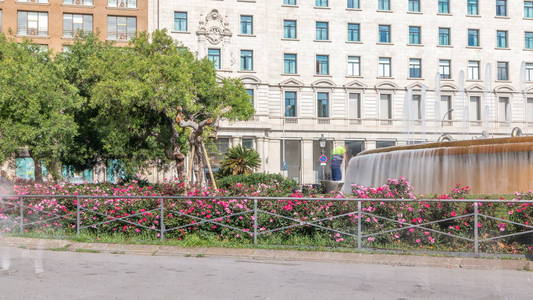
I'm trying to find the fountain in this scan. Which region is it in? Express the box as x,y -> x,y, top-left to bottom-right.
343,135 -> 533,195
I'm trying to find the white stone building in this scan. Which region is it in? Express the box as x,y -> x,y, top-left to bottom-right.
148,0 -> 533,184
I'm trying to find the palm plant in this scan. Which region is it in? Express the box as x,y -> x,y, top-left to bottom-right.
220,145 -> 261,176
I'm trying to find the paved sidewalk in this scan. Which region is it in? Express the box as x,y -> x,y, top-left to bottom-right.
2,236 -> 533,271
1,245 -> 532,300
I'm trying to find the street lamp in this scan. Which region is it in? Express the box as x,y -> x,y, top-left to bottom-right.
319,134 -> 326,180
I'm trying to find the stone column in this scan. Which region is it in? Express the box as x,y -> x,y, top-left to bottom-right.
256,138 -> 265,172
301,139 -> 315,184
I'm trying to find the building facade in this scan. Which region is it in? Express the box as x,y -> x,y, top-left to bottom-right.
149,0 -> 533,184
0,0 -> 148,51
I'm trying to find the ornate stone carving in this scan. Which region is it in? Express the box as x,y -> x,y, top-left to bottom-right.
197,9 -> 232,45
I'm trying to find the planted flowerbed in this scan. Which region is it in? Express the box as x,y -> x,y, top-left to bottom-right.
0,178 -> 531,255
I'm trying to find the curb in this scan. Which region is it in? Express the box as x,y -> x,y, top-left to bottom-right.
2,237 -> 532,272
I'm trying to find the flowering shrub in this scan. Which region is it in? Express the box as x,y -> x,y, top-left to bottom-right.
0,178 -> 531,254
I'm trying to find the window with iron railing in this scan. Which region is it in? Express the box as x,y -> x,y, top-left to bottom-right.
64,0 -> 93,5
108,0 -> 136,9
17,11 -> 48,37
63,14 -> 93,38
17,0 -> 48,3
107,16 -> 136,41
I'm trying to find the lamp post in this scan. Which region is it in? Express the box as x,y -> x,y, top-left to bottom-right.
281,105 -> 291,175
319,134 -> 326,180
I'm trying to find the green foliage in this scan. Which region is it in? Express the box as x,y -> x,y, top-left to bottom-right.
219,145 -> 261,176
217,173 -> 298,192
55,30 -> 254,175
0,34 -> 80,179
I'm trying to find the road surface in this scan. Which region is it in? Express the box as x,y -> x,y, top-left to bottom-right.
0,247 -> 532,300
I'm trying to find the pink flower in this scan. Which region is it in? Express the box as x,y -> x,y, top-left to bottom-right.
367,237 -> 375,242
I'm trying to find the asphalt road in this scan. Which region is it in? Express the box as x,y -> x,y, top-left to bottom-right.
0,247 -> 532,300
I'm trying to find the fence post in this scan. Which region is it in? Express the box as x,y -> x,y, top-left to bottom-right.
473,201 -> 479,255
160,198 -> 165,240
253,199 -> 258,246
76,196 -> 80,236
19,197 -> 24,233
357,200 -> 362,249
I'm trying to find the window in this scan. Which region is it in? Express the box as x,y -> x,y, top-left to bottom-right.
412,94 -> 422,120
379,25 -> 391,43
347,0 -> 360,9
527,98 -> 533,122
409,26 -> 421,44
17,11 -> 48,37
497,30 -> 508,48
285,91 -> 297,117
469,96 -> 481,121
316,55 -> 329,75
441,95 -> 453,121
408,0 -> 421,12
0,10 -> 2,32
63,14 -> 93,38
317,92 -> 329,118
498,97 -> 510,122
378,57 -> 392,77
240,15 -> 253,35
316,22 -> 329,40
497,61 -> 509,81
439,59 -> 451,79
283,20 -> 297,39
468,29 -> 479,47
468,61 -> 480,80
526,1 -> 533,18
438,0 -> 450,14
315,0 -> 328,7
378,0 -> 391,10
174,12 -> 187,32
348,23 -> 360,42
376,141 -> 396,148
439,28 -> 450,46
242,138 -> 254,150
467,0 -> 479,15
409,58 -> 422,78
107,16 -> 136,41
526,63 -> 533,81
347,56 -> 361,76
245,89 -> 254,105
284,0 -> 297,5
526,32 -> 533,49
496,0 -> 507,16
240,50 -> 253,71
107,0 -> 137,8
349,93 -> 361,119
284,53 -> 297,74
63,0 -> 93,5
379,94 -> 392,121
208,49 -> 221,69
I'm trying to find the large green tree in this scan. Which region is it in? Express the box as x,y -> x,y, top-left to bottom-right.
60,30 -> 254,185
0,35 -> 80,181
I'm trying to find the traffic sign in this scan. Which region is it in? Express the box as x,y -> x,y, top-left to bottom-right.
319,154 -> 328,163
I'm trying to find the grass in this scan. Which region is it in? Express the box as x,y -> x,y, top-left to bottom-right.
74,248 -> 101,254
5,229 -> 529,261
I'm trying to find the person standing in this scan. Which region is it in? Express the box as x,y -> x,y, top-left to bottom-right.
331,146 -> 346,181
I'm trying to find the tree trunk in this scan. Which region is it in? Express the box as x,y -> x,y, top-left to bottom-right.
33,159 -> 43,183
201,142 -> 217,190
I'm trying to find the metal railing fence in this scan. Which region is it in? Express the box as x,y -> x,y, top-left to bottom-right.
1,195 -> 532,256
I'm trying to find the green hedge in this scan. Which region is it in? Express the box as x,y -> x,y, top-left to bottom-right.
217,173 -> 298,193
